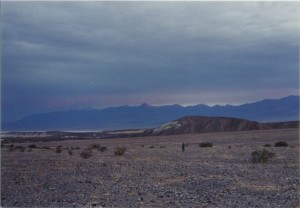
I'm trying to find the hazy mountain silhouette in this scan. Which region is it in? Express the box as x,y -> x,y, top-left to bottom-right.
2,95 -> 299,131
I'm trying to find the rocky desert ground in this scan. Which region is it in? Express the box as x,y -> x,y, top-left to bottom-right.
1,128 -> 299,207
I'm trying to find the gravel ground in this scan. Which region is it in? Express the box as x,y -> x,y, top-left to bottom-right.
1,128 -> 299,207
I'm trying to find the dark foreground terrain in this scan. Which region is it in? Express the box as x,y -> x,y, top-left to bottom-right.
1,128 -> 299,207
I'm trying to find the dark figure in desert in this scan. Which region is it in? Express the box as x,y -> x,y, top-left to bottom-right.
182,143 -> 185,152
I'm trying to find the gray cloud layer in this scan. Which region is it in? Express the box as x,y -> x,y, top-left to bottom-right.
2,2 -> 299,121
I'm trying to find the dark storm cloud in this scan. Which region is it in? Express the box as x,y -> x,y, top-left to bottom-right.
1,2 -> 299,121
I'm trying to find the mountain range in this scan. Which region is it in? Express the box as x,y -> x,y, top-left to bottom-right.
2,95 -> 299,131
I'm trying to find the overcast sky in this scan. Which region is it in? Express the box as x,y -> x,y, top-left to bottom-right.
2,2 -> 299,121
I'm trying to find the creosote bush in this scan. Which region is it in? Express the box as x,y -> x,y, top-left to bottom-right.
114,146 -> 126,156
15,146 -> 26,152
274,141 -> 289,147
251,148 -> 275,163
88,144 -> 100,149
19,147 -> 26,152
199,142 -> 213,148
98,146 -> 107,153
264,144 -> 272,147
56,146 -> 62,153
7,144 -> 15,151
28,144 -> 37,148
71,146 -> 80,150
80,148 -> 93,159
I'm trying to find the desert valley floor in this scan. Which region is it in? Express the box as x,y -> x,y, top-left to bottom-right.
1,128 -> 299,207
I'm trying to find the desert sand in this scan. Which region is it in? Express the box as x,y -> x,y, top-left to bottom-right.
1,128 -> 299,207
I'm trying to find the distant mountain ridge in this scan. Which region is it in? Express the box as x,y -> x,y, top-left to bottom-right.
2,95 -> 299,131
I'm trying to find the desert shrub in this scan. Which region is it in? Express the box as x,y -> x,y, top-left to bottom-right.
149,146 -> 155,149
15,145 -> 23,149
97,146 -> 107,153
274,141 -> 289,147
199,142 -> 213,148
55,146 -> 62,153
19,147 -> 26,152
228,145 -> 232,149
114,146 -> 126,156
28,144 -> 37,148
264,144 -> 272,147
43,146 -> 50,149
15,146 -> 26,152
80,148 -> 93,159
159,145 -> 166,148
69,146 -> 80,150
88,144 -> 100,149
67,149 -> 73,155
9,144 -> 14,148
27,148 -> 32,152
251,149 -> 275,163
1,142 -> 4,148
8,146 -> 15,152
